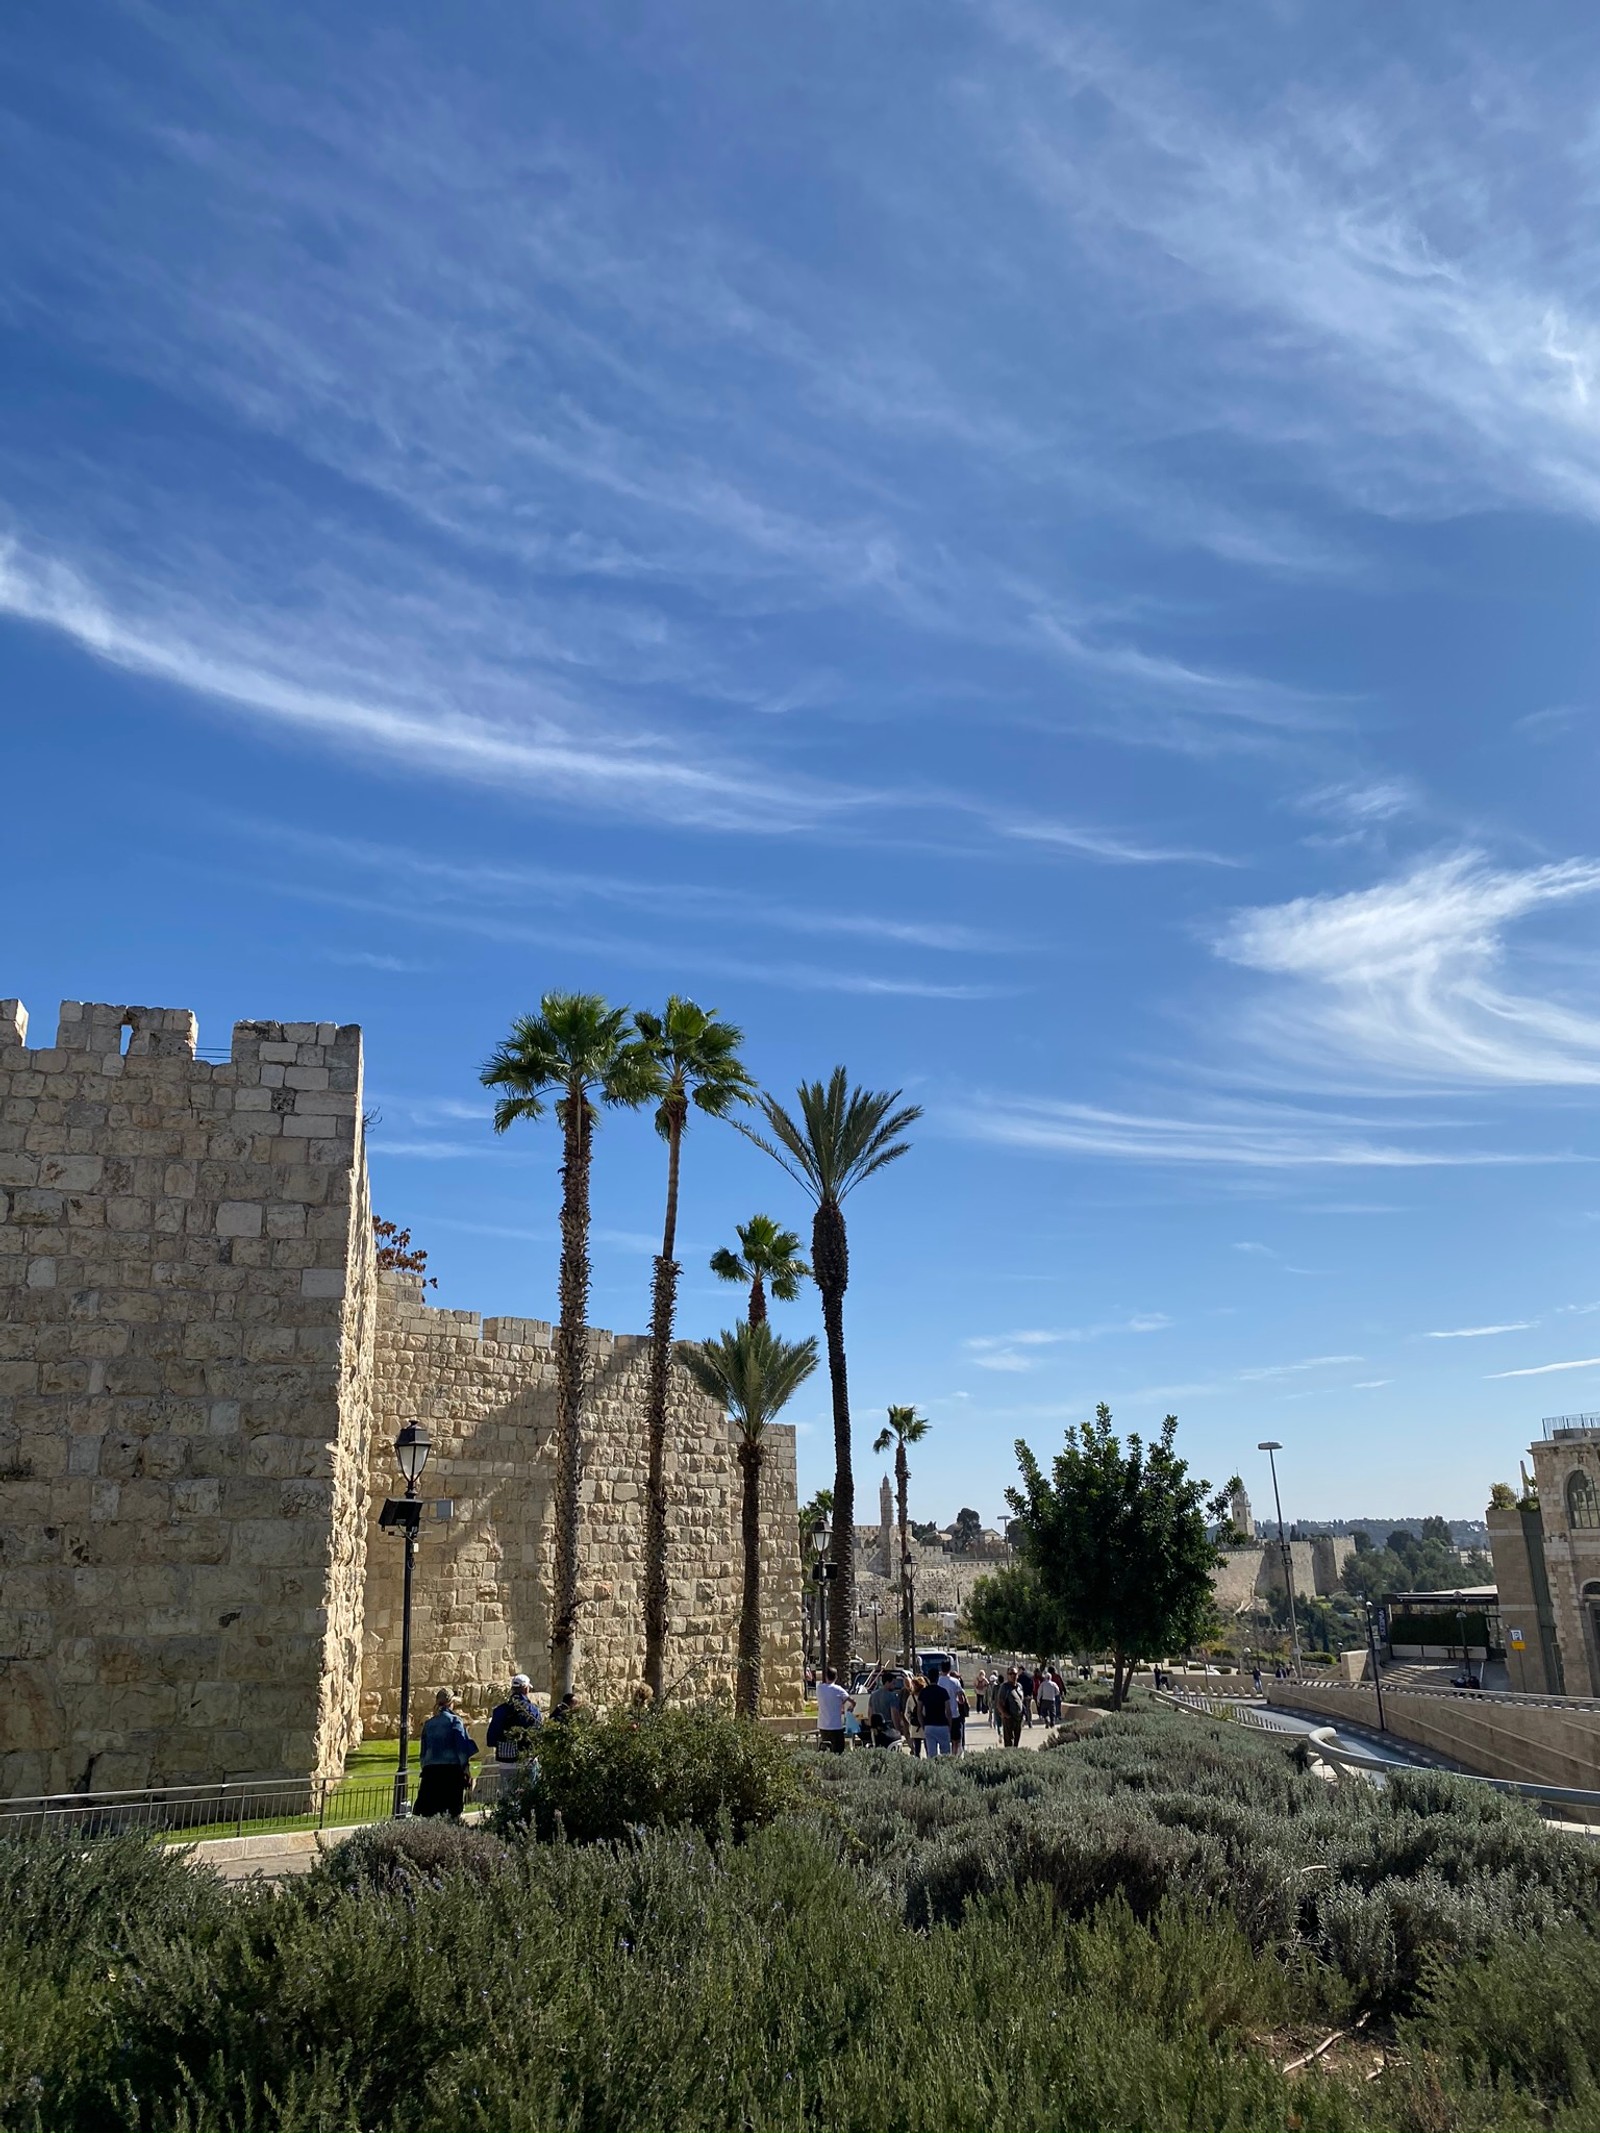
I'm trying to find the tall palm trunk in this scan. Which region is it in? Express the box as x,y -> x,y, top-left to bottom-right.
736,1439 -> 764,1718
896,1440 -> 913,1665
812,1199 -> 854,1671
642,1113 -> 684,1700
747,1272 -> 767,1326
551,1097 -> 593,1698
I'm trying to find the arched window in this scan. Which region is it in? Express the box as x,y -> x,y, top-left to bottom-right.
1567,1471 -> 1600,1531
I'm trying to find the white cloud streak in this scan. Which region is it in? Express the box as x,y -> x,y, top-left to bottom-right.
1425,1323 -> 1535,1340
1486,1357 -> 1600,1380
1217,854 -> 1600,1087
949,1093 -> 1553,1169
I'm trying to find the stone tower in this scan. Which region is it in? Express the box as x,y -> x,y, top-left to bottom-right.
0,995 -> 803,1800
1230,1484 -> 1255,1540
879,1473 -> 894,1576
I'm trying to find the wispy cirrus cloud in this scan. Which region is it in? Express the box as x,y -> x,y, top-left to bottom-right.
1486,1356 -> 1600,1380
986,8 -> 1600,527
1426,1322 -> 1535,1340
947,1092 -> 1555,1169
1215,854 -> 1600,1088
965,1315 -> 1170,1372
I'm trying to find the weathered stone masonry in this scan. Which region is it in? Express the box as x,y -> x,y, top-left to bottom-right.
0,999 -> 801,1797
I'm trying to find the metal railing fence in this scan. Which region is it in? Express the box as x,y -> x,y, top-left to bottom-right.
0,1770 -> 416,1843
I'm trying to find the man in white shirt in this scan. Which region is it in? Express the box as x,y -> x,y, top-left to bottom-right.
815,1667 -> 850,1753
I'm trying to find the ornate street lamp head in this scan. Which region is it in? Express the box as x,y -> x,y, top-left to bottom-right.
395,1420 -> 433,1492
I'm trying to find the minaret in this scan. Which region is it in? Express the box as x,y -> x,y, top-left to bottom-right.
879,1473 -> 894,1578
1230,1484 -> 1255,1540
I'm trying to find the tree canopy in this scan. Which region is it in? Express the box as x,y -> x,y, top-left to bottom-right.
963,1562 -> 1073,1656
1007,1404 -> 1238,1707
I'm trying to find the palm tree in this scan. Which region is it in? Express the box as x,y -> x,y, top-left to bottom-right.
681,1322 -> 818,1718
635,998 -> 754,1701
708,1214 -> 810,1327
740,1070 -> 921,1674
873,1405 -> 930,1666
481,994 -> 657,1699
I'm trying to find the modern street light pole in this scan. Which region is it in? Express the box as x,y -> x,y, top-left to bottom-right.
379,1420 -> 432,1817
1363,1599 -> 1387,1732
1257,1441 -> 1304,1679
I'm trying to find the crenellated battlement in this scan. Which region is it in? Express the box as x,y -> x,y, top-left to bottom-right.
376,1269 -> 646,1354
0,999 -> 360,1080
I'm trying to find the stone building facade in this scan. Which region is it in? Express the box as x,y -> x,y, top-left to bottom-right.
0,998 -> 801,1799
1489,1420 -> 1600,1697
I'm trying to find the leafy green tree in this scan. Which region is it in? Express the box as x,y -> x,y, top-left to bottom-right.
481,994 -> 657,1698
1341,1546 -> 1406,1604
681,1323 -> 818,1717
741,1070 -> 921,1672
963,1562 -> 1073,1657
635,999 -> 755,1700
952,1507 -> 983,1551
872,1405 -> 929,1664
709,1215 -> 810,1327
1007,1404 -> 1238,1708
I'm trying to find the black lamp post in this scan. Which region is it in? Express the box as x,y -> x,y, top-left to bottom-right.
378,1420 -> 432,1816
810,1519 -> 833,1677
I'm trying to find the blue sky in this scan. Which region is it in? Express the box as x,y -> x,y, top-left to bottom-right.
5,3 -> 1600,1523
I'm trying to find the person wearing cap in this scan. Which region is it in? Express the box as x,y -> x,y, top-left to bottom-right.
486,1672 -> 543,1773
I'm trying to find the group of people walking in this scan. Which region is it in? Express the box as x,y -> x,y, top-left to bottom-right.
816,1661 -> 972,1755
814,1658 -> 1073,1756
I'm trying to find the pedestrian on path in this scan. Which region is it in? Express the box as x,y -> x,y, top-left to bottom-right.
868,1668 -> 907,1749
975,1668 -> 990,1715
906,1674 -> 926,1757
414,1689 -> 478,1819
1036,1670 -> 1061,1726
816,1667 -> 850,1753
996,1667 -> 1025,1749
918,1667 -> 954,1758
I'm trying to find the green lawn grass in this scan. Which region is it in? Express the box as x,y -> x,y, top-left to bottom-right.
158,1736 -> 413,1845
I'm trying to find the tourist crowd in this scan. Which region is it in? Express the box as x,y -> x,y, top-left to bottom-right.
812,1659 -> 1073,1753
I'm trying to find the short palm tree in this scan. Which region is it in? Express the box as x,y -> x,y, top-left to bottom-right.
873,1405 -> 930,1665
708,1214 -> 810,1327
635,998 -> 754,1700
740,1070 -> 921,1674
681,1322 -> 818,1718
481,993 -> 658,1699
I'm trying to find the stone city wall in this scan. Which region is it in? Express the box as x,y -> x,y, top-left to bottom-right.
0,1000 -> 370,1795
0,996 -> 804,1799
360,1272 -> 803,1731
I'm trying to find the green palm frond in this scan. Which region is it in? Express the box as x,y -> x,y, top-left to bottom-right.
480,992 -> 656,1124
635,996 -> 754,1142
708,1214 -> 810,1292
737,1067 -> 921,1207
873,1404 -> 929,1455
679,1322 -> 819,1445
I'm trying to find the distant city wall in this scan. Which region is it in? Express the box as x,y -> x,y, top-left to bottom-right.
1266,1678 -> 1600,1793
361,1272 -> 803,1728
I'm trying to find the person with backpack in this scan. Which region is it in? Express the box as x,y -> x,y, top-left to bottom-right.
867,1668 -> 907,1749
996,1667 -> 1025,1749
